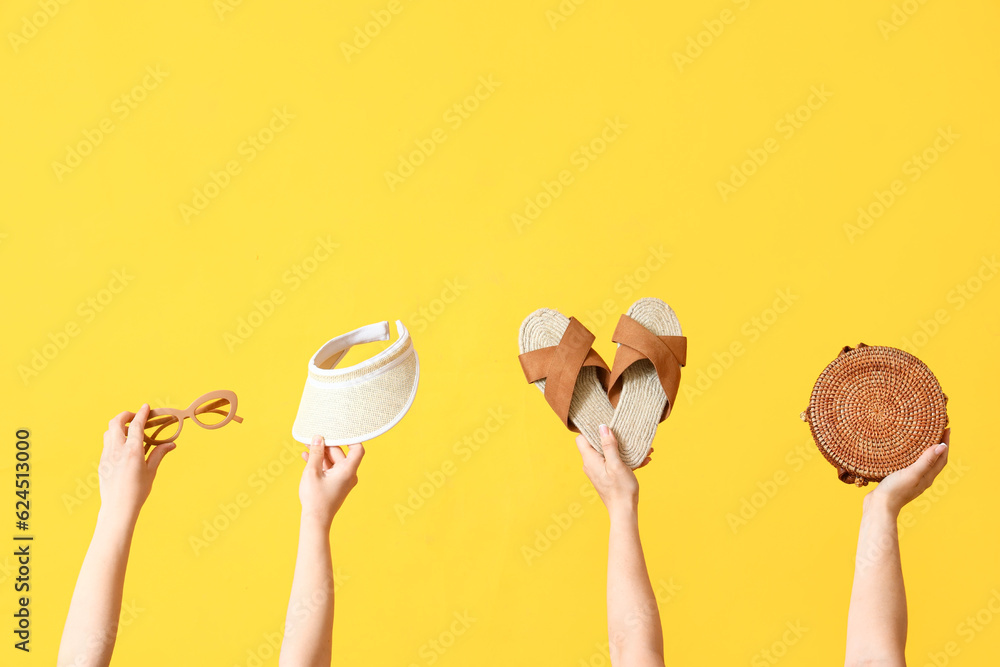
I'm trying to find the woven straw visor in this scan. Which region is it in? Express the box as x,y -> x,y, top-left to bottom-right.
292,320 -> 419,446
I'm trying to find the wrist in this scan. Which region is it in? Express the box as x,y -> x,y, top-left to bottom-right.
607,501 -> 639,525
862,492 -> 901,520
300,509 -> 334,532
95,507 -> 138,538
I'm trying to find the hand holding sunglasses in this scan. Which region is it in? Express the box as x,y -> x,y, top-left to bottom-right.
137,390 -> 244,445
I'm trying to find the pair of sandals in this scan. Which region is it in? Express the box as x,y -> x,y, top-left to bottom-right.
518,297 -> 686,468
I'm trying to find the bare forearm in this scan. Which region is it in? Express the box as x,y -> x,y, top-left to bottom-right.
607,507 -> 664,667
58,511 -> 136,667
280,515 -> 335,667
845,499 -> 906,667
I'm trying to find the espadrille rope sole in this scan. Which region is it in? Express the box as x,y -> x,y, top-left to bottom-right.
519,309 -> 614,455
609,298 -> 684,468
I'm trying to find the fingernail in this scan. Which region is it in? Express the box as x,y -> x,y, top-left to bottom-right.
599,424 -> 609,436
312,435 -> 322,446
937,443 -> 948,453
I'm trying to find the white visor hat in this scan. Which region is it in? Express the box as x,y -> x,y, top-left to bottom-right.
292,320 -> 419,446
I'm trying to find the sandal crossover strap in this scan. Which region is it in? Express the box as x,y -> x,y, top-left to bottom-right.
519,317 -> 610,431
607,314 -> 687,422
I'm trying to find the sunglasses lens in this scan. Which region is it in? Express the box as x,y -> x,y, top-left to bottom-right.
144,414 -> 180,443
193,397 -> 232,426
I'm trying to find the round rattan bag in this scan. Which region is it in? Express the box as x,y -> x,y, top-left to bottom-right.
801,344 -> 949,487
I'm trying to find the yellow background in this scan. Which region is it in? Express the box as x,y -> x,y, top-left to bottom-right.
2,0 -> 998,664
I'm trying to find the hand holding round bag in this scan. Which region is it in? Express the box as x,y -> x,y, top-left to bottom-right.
801,343 -> 949,487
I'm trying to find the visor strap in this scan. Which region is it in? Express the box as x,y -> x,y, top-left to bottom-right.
314,321 -> 391,370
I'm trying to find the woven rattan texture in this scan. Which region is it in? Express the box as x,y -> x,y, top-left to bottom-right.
805,345 -> 948,486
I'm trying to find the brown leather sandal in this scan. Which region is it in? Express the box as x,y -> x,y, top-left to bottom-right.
519,309 -> 614,453
607,298 -> 686,468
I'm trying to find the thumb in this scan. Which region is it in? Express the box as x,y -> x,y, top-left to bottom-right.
308,435 -> 327,473
575,434 -> 602,468
147,442 -> 176,475
920,442 -> 949,480
598,424 -> 624,469
344,443 -> 365,471
913,441 -> 947,475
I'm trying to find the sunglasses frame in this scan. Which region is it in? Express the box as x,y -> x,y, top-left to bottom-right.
142,390 -> 244,445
